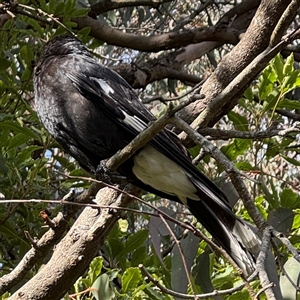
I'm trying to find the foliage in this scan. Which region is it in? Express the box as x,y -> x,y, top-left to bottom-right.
0,0 -> 300,299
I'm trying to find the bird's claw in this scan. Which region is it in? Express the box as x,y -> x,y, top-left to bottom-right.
95,160 -> 126,185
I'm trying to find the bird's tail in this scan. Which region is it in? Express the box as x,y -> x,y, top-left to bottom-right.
186,195 -> 260,277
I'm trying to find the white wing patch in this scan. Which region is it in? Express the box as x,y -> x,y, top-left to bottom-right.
90,76 -> 148,133
92,77 -> 114,95
122,111 -> 148,132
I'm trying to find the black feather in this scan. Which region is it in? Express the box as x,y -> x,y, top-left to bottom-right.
34,35 -> 260,276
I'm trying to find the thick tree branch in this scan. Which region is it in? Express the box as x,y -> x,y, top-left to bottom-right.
90,0 -> 172,14
8,186 -> 136,300
178,1 -> 296,143
270,0 -> 300,47
179,29 -> 300,146
112,5 -> 255,87
0,183 -> 102,295
74,15 -> 241,52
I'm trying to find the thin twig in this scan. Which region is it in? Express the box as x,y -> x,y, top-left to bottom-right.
255,283 -> 275,300
272,229 -> 300,263
142,83 -> 201,104
159,213 -> 197,299
171,115 -> 266,229
139,264 -> 248,299
199,125 -> 300,140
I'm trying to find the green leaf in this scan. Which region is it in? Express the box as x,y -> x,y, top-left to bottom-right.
63,21 -> 77,29
21,68 -> 31,81
243,86 -> 254,101
279,257 -> 300,300
221,138 -> 251,161
277,98 -> 300,110
77,27 -> 92,41
91,274 -> 115,300
54,2 -> 66,15
171,232 -> 199,293
228,111 -> 248,131
118,219 -> 128,233
131,246 -> 147,267
71,8 -> 90,17
261,89 -> 280,114
0,152 -> 9,174
282,155 -> 300,167
258,66 -> 276,100
212,267 -> 235,290
228,290 -> 251,300
283,53 -> 294,76
235,161 -> 255,171
271,54 -> 284,83
64,0 -> 76,14
121,267 -> 142,293
292,211 -> 300,230
6,133 -> 30,150
281,71 -> 300,94
116,229 -> 149,259
280,188 -> 300,209
144,285 -> 170,300
267,208 -> 294,235
88,256 -> 103,285
266,138 -> 280,159
0,58 -> 11,70
20,44 -> 34,65
107,237 -> 125,259
0,222 -> 29,246
188,145 -> 200,159
193,251 -> 214,293
16,145 -> 43,166
69,168 -> 89,177
0,121 -> 39,140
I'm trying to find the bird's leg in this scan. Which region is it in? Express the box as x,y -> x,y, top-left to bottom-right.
95,160 -> 126,185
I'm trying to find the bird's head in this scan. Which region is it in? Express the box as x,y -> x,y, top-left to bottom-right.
38,35 -> 91,60
34,34 -> 92,76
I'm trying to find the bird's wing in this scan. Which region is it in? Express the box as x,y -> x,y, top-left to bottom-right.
66,62 -> 234,213
34,35 -> 261,276
67,64 -> 260,276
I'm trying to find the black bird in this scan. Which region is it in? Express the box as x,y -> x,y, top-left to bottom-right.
34,35 -> 260,276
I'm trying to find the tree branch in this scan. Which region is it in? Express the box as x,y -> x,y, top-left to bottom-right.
74,15 -> 241,52
139,264 -> 252,299
178,1 -> 296,144
199,124 -> 300,140
179,25 -> 300,146
0,183 -> 102,295
171,116 -> 266,230
256,227 -> 277,300
90,0 -> 172,14
8,186 -> 136,300
105,88 -> 204,171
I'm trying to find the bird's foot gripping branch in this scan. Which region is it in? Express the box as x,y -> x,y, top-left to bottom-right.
95,159 -> 126,185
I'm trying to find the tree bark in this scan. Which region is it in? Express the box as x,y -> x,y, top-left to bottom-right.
178,0 -> 297,146
8,186 -> 135,300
